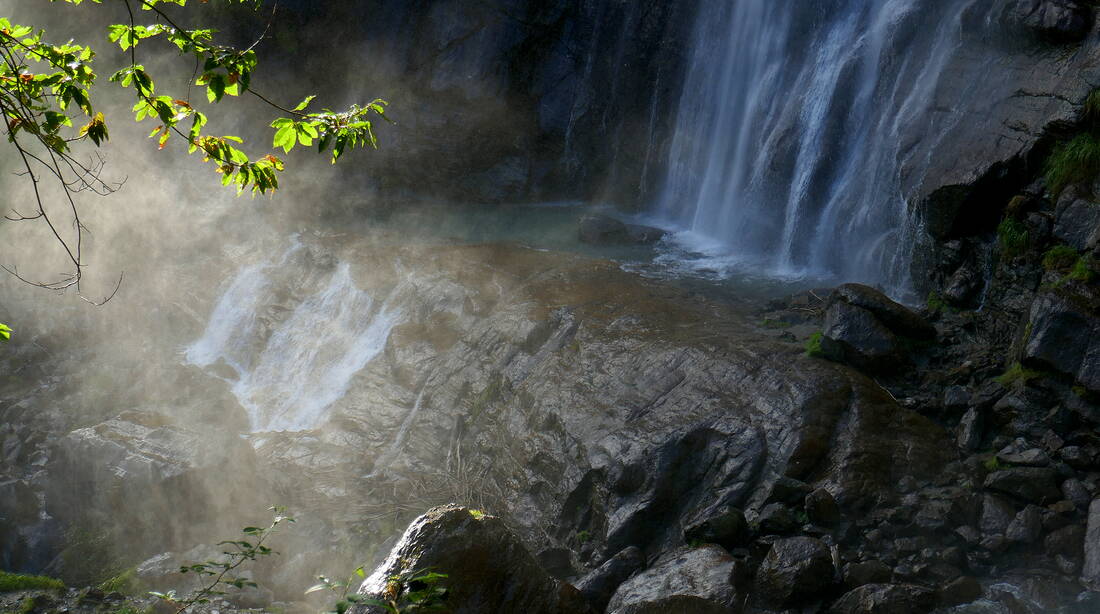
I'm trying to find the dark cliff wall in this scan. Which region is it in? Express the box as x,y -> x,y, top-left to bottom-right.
259,0 -> 700,206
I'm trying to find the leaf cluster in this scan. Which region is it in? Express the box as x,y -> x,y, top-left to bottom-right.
307,567 -> 448,614
0,0 -> 389,296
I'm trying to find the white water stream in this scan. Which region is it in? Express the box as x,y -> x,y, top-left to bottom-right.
658,0 -> 997,292
186,243 -> 401,432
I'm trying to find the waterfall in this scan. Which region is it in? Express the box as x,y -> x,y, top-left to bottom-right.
658,0 -> 992,292
186,243 -> 401,433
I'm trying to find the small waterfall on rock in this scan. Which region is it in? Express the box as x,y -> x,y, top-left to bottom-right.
186,243 -> 401,432
658,0 -> 991,292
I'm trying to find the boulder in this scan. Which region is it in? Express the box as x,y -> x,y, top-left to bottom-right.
830,284 -> 937,340
754,536 -> 835,608
979,494 -> 1018,536
1002,0 -> 1094,43
605,545 -> 738,614
944,262 -> 983,306
1005,505 -> 1043,544
1054,192 -> 1100,252
957,408 -> 985,451
828,583 -> 936,614
939,576 -> 982,607
822,301 -> 907,372
575,547 -> 645,613
805,488 -> 842,527
767,477 -> 812,505
683,507 -> 748,550
842,561 -> 892,589
354,506 -> 593,614
1023,290 -> 1100,393
1045,524 -> 1085,560
757,503 -> 799,535
984,467 -> 1062,504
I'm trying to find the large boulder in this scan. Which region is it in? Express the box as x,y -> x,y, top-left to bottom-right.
754,536 -> 836,609
1023,289 -> 1100,392
575,547 -> 645,613
831,284 -> 937,341
1053,189 -> 1100,252
822,302 -> 907,372
605,545 -> 738,614
828,583 -> 937,614
821,284 -> 935,373
354,506 -> 593,614
984,467 -> 1062,504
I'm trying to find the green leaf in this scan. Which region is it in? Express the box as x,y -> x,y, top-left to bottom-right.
292,95 -> 316,112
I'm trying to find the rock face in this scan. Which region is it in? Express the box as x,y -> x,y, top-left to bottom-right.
1002,0 -> 1094,42
605,545 -> 738,614
271,0 -> 701,205
44,411 -> 261,557
354,506 -> 592,614
753,536 -> 835,608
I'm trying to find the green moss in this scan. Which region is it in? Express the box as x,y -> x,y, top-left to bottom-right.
926,291 -> 948,313
804,332 -> 825,358
983,456 -> 1005,472
576,530 -> 591,544
97,568 -> 139,595
1042,245 -> 1079,272
996,362 -> 1042,388
1069,256 -> 1097,282
0,572 -> 65,593
997,218 -> 1029,258
468,509 -> 485,519
1046,132 -> 1100,198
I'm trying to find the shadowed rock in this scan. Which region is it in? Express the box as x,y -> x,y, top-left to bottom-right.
605,545 -> 738,614
354,505 -> 593,614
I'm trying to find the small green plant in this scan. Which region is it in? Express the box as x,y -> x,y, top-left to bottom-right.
983,456 -> 1005,472
1046,132 -> 1100,198
997,218 -> 1029,258
996,362 -> 1042,388
309,567 -> 448,614
97,568 -> 140,595
151,506 -> 293,614
467,509 -> 485,519
576,530 -> 591,544
0,572 -> 65,592
926,291 -> 948,313
1042,245 -> 1079,272
1069,256 -> 1097,282
804,332 -> 825,358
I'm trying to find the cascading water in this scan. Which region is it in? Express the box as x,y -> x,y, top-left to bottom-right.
658,0 -> 996,292
186,242 -> 402,433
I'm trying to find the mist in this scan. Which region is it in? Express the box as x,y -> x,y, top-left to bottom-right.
3,2 -> 1100,614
